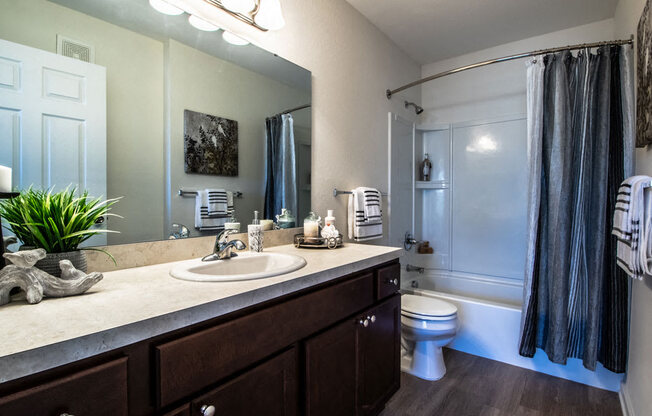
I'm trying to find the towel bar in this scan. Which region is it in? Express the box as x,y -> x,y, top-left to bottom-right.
179,189 -> 243,198
333,188 -> 388,197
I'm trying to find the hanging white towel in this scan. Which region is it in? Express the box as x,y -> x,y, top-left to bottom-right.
207,189 -> 228,216
613,175 -> 652,279
195,190 -> 234,232
348,187 -> 383,241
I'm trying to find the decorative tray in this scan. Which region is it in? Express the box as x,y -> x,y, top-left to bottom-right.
294,233 -> 343,249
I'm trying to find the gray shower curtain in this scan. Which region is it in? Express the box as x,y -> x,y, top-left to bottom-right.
264,114 -> 297,219
519,45 -> 635,373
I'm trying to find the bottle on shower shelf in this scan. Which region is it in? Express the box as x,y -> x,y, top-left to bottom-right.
421,153 -> 432,181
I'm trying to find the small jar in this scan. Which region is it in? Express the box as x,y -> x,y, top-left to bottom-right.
275,208 -> 296,229
303,211 -> 321,238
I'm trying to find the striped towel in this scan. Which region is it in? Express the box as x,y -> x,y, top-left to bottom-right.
613,176 -> 652,279
348,187 -> 383,241
207,189 -> 229,216
195,190 -> 234,232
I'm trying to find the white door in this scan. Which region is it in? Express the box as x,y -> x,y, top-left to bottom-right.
0,38 -> 107,246
387,113 -> 415,248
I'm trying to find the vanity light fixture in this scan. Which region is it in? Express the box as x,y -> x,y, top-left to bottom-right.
148,0 -> 184,16
253,0 -> 285,30
188,14 -> 220,31
222,31 -> 250,45
204,0 -> 285,31
221,0 -> 256,14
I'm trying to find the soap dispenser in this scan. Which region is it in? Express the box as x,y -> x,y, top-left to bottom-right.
248,211 -> 263,252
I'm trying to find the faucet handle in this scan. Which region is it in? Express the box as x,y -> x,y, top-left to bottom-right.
217,229 -> 237,244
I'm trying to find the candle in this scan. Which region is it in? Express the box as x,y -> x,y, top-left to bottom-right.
260,219 -> 274,231
304,221 -> 320,238
0,165 -> 11,193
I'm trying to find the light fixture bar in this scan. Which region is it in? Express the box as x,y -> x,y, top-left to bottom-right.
203,0 -> 268,32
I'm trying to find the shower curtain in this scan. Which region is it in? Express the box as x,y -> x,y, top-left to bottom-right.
519,45 -> 635,373
264,114 -> 297,220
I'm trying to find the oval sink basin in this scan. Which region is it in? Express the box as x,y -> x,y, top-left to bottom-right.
170,252 -> 307,282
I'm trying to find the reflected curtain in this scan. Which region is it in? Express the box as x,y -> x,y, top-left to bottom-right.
264,114 -> 297,219
519,45 -> 635,373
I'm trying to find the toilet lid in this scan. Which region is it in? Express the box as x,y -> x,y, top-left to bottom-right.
401,294 -> 457,317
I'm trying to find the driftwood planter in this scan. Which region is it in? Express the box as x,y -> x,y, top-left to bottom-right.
20,248 -> 87,278
0,249 -> 102,306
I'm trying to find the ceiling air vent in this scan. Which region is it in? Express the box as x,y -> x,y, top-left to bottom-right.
56,35 -> 94,63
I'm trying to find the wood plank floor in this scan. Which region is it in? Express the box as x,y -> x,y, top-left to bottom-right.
379,349 -> 621,416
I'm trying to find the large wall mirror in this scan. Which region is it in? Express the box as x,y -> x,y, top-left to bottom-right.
0,0 -> 312,248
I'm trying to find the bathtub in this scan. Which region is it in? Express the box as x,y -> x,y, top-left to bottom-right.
402,271 -> 624,392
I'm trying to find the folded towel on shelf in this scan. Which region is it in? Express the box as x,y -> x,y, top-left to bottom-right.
207,189 -> 228,216
195,190 -> 235,232
613,175 -> 652,279
348,187 -> 383,241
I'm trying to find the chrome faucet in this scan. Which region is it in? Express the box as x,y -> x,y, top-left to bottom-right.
202,229 -> 247,262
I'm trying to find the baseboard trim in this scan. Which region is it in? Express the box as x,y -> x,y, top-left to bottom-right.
619,382 -> 634,416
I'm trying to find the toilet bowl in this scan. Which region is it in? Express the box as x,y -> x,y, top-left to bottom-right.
401,294 -> 458,381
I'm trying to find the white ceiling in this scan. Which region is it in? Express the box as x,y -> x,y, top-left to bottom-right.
346,0 -> 619,64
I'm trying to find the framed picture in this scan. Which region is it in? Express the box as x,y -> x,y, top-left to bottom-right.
184,109 -> 238,176
637,0 -> 652,147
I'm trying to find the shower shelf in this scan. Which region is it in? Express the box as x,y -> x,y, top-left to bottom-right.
416,181 -> 449,190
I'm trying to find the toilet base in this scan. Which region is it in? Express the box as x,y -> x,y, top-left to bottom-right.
401,340 -> 447,381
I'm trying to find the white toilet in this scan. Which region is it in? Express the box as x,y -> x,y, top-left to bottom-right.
400,294 -> 458,381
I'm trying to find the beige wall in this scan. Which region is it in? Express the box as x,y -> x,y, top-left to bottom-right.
0,0 -> 166,245
615,1 -> 652,415
168,0 -> 421,244
167,39 -> 311,232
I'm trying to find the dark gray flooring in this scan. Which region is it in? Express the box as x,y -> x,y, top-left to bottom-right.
379,349 -> 621,416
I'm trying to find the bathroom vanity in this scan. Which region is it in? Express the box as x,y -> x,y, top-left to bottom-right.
0,244 -> 402,416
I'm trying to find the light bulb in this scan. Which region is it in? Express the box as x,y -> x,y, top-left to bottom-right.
188,15 -> 220,31
221,0 -> 256,14
254,0 -> 285,30
149,0 -> 184,16
222,31 -> 250,45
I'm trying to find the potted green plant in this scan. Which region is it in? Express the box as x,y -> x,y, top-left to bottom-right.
0,187 -> 119,277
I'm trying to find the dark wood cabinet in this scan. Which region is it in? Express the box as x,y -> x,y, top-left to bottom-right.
0,260 -> 401,416
305,294 -> 401,416
190,348 -> 298,416
0,357 -> 128,416
358,295 -> 401,415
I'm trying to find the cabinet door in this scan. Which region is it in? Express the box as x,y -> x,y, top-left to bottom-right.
305,316 -> 358,416
358,295 -> 401,416
0,357 -> 128,416
190,348 -> 298,416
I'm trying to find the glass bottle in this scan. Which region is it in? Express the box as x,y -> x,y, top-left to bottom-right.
421,153 -> 432,181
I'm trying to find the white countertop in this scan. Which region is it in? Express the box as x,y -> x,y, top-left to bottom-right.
0,243 -> 402,382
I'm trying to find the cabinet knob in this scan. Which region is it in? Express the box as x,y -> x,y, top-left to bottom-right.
359,318 -> 369,327
201,405 -> 216,416
60,414 -> 74,416
369,315 -> 376,323
386,278 -> 398,285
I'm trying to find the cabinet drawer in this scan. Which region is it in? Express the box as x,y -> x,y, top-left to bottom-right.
376,263 -> 400,300
156,272 -> 374,407
0,357 -> 128,416
191,348 -> 298,416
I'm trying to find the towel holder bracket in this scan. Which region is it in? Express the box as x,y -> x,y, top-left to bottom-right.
333,188 -> 387,197
179,189 -> 243,198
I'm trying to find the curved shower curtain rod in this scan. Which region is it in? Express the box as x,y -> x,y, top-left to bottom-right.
386,36 -> 634,99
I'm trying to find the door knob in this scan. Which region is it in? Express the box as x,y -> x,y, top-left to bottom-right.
201,405 -> 216,416
359,318 -> 369,327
